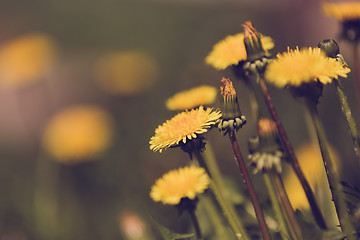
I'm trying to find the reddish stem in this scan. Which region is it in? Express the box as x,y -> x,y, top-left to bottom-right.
228,132 -> 272,240
270,172 -> 302,240
259,79 -> 327,230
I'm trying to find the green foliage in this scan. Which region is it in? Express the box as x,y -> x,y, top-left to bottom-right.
150,217 -> 194,240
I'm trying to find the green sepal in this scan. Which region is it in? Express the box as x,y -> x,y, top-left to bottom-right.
244,35 -> 267,63
220,96 -> 242,120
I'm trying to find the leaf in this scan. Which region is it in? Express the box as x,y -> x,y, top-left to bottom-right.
150,217 -> 194,240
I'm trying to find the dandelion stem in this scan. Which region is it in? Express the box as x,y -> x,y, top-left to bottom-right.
188,208 -> 202,240
333,78 -> 360,163
353,42 -> 360,106
259,78 -> 328,230
307,103 -> 356,240
263,172 -> 290,239
199,194 -> 233,240
34,153 -> 60,239
194,150 -> 249,240
202,142 -> 226,191
245,81 -> 260,120
228,132 -> 272,240
269,171 -> 303,240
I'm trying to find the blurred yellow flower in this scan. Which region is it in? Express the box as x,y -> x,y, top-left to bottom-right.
150,166 -> 210,205
284,143 -> 339,210
165,85 -> 218,111
42,105 -> 113,163
0,33 -> 56,88
265,47 -> 350,88
323,2 -> 360,21
149,106 -> 221,153
94,51 -> 159,95
205,33 -> 274,70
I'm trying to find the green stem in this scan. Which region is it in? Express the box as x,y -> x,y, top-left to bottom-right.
34,153 -> 60,239
333,78 -> 360,164
245,81 -> 260,120
199,194 -> 233,240
307,103 -> 356,240
194,151 -> 249,240
202,142 -> 226,191
270,172 -> 303,240
302,103 -> 319,145
228,132 -> 272,240
188,208 -> 202,240
259,78 -> 327,230
263,172 -> 290,240
202,141 -> 247,239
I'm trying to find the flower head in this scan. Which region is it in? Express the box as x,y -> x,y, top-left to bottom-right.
150,166 -> 210,205
205,33 -> 274,70
165,85 -> 218,111
149,106 -> 221,153
42,105 -> 113,163
94,51 -> 159,95
265,47 -> 350,88
323,2 -> 360,41
323,2 -> 360,21
0,33 -> 57,89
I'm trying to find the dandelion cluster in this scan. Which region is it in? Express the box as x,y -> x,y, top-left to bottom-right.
6,2 -> 360,240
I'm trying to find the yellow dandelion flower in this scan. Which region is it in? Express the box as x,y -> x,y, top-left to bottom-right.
150,166 -> 210,205
265,47 -> 350,88
284,143 -> 339,210
0,33 -> 56,89
149,106 -> 221,153
165,85 -> 218,111
205,33 -> 274,70
323,2 -> 360,21
42,105 -> 113,163
94,51 -> 159,95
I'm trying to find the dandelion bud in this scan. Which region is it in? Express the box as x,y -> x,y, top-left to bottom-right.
243,21 -> 267,63
242,21 -> 272,78
318,39 -> 348,66
318,39 -> 340,58
248,118 -> 284,174
218,77 -> 246,135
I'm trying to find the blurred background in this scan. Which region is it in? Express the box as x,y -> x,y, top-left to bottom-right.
0,0 -> 359,239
